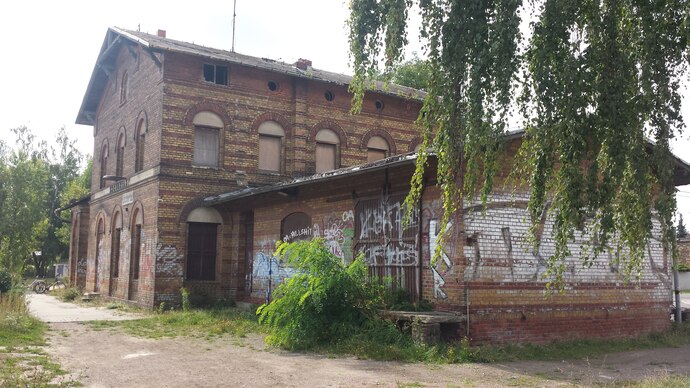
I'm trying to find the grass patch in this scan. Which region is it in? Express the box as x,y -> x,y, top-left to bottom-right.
0,348 -> 76,387
0,292 -> 77,386
0,292 -> 46,347
475,322 -> 690,362
610,374 -> 690,387
87,307 -> 260,339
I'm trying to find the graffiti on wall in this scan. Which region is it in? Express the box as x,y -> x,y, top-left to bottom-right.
322,210 -> 355,262
461,197 -> 669,284
156,243 -> 184,277
429,219 -> 452,299
252,239 -> 295,300
356,194 -> 418,267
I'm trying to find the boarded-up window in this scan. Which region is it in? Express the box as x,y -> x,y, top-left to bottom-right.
111,228 -> 121,278
316,143 -> 336,173
315,129 -> 339,173
116,134 -> 125,177
366,135 -> 389,162
281,212 -> 312,242
120,71 -> 128,103
259,135 -> 281,171
187,223 -> 218,280
258,121 -> 285,172
131,225 -> 142,280
194,127 -> 219,166
135,119 -> 145,173
99,144 -> 108,189
192,112 -> 223,167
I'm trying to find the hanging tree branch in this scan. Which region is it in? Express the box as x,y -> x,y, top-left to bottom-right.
348,0 -> 689,290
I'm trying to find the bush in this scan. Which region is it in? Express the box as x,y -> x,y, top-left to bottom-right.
60,287 -> 81,302
0,269 -> 13,293
257,238 -> 384,349
678,263 -> 690,272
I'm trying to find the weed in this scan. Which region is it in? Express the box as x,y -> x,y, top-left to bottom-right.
86,307 -> 260,339
55,286 -> 81,302
180,287 -> 190,312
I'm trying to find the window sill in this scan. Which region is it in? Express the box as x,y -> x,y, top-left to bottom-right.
191,164 -> 222,170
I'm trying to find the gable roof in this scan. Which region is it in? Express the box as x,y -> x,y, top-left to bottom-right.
76,27 -> 426,125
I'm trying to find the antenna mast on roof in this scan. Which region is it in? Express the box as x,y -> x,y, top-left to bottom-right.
231,0 -> 237,52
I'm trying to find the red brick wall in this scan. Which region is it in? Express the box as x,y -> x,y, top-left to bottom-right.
82,43 -> 164,307
238,144 -> 673,345
68,204 -> 89,289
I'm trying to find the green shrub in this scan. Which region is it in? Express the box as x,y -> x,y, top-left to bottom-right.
678,263 -> 690,272
59,287 -> 81,302
0,269 -> 13,293
257,238 -> 385,349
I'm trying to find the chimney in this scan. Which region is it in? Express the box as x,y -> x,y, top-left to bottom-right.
157,29 -> 166,38
295,58 -> 312,70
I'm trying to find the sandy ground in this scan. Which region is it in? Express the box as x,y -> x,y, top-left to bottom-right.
29,294 -> 690,387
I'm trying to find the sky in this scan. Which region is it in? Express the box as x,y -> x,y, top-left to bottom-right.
1,0 -> 690,221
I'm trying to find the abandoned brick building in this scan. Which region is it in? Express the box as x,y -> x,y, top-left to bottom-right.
68,27 -> 690,344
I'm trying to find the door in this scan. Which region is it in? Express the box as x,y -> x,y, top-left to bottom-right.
354,192 -> 420,301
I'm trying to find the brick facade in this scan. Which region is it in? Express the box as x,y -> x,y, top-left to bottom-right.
68,27 -> 679,344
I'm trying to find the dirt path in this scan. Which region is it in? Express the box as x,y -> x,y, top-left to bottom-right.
27,295 -> 690,387
44,322 -> 690,388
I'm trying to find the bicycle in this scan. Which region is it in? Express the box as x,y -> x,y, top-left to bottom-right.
27,277 -> 66,294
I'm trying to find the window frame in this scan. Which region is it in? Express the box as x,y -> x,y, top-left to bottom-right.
203,63 -> 228,86
193,125 -> 220,167
257,121 -> 286,173
135,119 -> 145,173
186,222 -> 219,281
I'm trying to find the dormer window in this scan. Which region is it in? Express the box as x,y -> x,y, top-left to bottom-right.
203,64 -> 228,85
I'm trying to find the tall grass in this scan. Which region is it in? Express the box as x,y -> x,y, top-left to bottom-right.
0,291 -> 46,347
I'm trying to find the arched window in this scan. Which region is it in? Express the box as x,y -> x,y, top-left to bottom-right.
116,132 -> 125,177
111,211 -> 122,278
186,207 -> 222,281
193,111 -> 223,167
120,71 -> 128,104
258,121 -> 285,172
135,118 -> 146,173
99,143 -> 108,189
366,135 -> 389,162
315,129 -> 340,173
130,208 -> 143,281
281,212 -> 312,243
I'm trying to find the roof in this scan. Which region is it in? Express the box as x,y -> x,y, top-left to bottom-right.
76,27 -> 426,125
203,152 -> 420,206
204,129 -> 690,207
